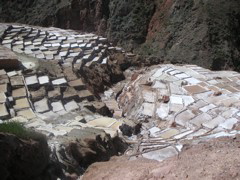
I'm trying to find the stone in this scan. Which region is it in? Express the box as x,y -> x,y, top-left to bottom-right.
101,57 -> 108,64
2,39 -> 13,44
0,74 -> 10,84
202,116 -> 226,129
25,75 -> 39,86
99,37 -> 107,42
9,108 -> 15,117
63,87 -> 79,102
7,71 -> 18,77
219,118 -> 238,130
168,70 -> 181,76
14,98 -> 30,111
24,48 -> 33,55
38,76 -> 49,85
182,96 -> 195,106
0,69 -> 6,76
158,128 -> 180,139
104,100 -> 120,111
63,67 -> 78,81
175,110 -> 196,127
215,83 -> 227,89
36,54 -> 45,59
8,96 -> 14,103
170,95 -> 183,104
156,103 -> 169,120
152,81 -> 167,89
0,93 -> 7,103
170,104 -> 184,113
113,110 -> 123,118
207,107 -> 227,117
184,77 -> 201,84
17,109 -> 36,119
78,90 -> 94,101
0,84 -> 8,93
34,98 -> 49,113
87,117 -> 121,130
224,86 -> 239,93
52,78 -> 67,85
152,68 -> 165,78
237,112 -> 240,117
142,146 -> 178,162
64,100 -> 79,112
174,130 -> 194,139
30,87 -> 46,102
164,67 -> 175,73
221,108 -> 239,119
219,97 -> 239,107
189,100 -> 208,111
142,103 -> 155,117
92,56 -> 100,62
0,103 -> 10,120
12,88 -> 26,99
186,129 -> 209,139
149,127 -> 161,137
48,88 -> 61,100
37,111 -> 59,121
169,83 -> 183,94
10,76 -> 24,87
68,79 -> 85,90
183,85 -> 208,94
190,113 -> 213,127
175,73 -> 190,79
61,44 -> 70,48
208,86 -> 220,92
142,90 -> 156,103
199,104 -> 216,113
51,101 -> 65,112
3,43 -> 11,49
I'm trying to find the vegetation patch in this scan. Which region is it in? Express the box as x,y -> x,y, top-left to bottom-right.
0,121 -> 47,143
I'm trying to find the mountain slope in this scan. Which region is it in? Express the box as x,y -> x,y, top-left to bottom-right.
0,0 -> 239,70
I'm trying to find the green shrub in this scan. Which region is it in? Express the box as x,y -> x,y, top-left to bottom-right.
0,121 -> 47,143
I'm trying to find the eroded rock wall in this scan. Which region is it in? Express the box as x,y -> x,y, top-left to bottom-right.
142,0 -> 240,70
55,128 -> 128,174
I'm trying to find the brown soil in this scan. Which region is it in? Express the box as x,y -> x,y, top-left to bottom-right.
83,135 -> 240,180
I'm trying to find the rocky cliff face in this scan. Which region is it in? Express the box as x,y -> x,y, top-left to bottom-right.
106,0 -> 155,50
143,0 -> 240,71
0,133 -> 50,180
0,0 -> 239,69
